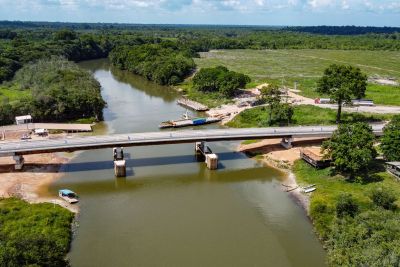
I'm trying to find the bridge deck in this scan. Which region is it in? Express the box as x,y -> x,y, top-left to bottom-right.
0,124 -> 385,156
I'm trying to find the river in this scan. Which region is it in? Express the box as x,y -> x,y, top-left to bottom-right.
49,59 -> 326,266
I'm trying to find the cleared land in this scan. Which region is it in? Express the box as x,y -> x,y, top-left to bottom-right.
195,49 -> 400,105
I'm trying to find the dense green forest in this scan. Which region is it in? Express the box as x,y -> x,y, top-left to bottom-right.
0,198 -> 74,267
110,43 -> 195,85
1,23 -> 400,84
0,22 -> 399,124
0,57 -> 105,124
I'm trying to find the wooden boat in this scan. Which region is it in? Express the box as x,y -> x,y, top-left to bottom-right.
59,189 -> 79,204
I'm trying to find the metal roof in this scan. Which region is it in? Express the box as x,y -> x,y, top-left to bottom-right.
386,162 -> 400,167
59,189 -> 76,195
15,115 -> 32,120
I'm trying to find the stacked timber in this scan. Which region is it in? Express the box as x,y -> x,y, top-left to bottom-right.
177,98 -> 209,111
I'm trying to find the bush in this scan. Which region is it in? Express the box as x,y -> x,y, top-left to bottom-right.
336,194 -> 359,218
370,187 -> 397,210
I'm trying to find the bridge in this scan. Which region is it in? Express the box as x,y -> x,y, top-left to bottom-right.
0,124 -> 385,173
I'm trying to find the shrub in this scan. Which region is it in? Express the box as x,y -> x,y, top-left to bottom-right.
336,194 -> 359,218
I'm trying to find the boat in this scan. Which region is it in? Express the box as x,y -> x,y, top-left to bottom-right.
58,189 -> 79,204
159,112 -> 222,129
303,187 -> 316,193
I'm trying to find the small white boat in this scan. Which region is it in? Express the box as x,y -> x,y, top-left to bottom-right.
303,187 -> 316,193
59,189 -> 79,204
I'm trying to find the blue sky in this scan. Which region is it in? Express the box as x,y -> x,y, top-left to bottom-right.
0,0 -> 399,26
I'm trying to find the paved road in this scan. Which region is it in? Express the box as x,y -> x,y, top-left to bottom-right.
0,124 -> 385,157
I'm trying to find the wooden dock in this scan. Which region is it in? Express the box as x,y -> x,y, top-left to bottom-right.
177,98 -> 209,111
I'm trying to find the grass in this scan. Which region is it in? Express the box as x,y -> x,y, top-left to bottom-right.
227,104 -> 393,128
293,160 -> 400,237
365,84 -> 400,106
195,49 -> 400,105
0,85 -> 31,103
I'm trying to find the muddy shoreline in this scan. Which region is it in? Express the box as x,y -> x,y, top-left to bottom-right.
238,137 -> 326,214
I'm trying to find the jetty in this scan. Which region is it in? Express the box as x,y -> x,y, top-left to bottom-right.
177,98 -> 209,111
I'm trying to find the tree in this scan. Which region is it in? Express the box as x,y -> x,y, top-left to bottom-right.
381,115 -> 400,161
322,122 -> 377,179
261,83 -> 281,125
261,84 -> 293,125
335,193 -> 359,218
370,187 -> 397,210
317,64 -> 367,123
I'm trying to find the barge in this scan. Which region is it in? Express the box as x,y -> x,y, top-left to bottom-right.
159,116 -> 221,129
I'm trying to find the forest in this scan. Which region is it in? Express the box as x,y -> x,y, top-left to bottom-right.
0,22 -> 399,124
0,57 -> 105,125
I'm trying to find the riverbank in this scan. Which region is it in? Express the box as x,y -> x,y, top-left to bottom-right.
0,152 -> 79,213
238,137 -> 326,213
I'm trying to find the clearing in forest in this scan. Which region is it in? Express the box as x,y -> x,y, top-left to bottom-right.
195,49 -> 400,105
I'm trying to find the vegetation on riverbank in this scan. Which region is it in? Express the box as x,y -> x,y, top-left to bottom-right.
227,105 -> 392,128
0,198 -> 74,266
109,43 -> 195,85
293,160 -> 400,265
0,57 -> 105,125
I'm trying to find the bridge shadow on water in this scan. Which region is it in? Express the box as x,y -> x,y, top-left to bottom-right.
15,151 -> 249,174
51,165 -> 282,196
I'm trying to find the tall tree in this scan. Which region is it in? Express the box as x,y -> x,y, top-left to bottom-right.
317,64 -> 367,123
322,122 -> 377,179
381,115 -> 400,161
261,83 -> 281,125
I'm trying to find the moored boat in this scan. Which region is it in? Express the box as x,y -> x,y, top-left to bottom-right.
159,116 -> 221,129
58,189 -> 79,204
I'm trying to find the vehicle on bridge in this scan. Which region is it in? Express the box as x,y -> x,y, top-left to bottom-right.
59,189 -> 79,204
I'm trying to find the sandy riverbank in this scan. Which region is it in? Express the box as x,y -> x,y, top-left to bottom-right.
239,137 -> 326,213
0,147 -> 79,213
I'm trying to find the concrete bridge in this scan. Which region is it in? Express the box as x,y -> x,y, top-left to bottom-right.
0,124 -> 385,173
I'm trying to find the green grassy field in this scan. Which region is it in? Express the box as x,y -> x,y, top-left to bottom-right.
195,49 -> 400,105
0,85 -> 31,102
227,104 -> 393,128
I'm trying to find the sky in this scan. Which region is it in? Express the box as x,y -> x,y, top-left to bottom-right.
0,0 -> 399,26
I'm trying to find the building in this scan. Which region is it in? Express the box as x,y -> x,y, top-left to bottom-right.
300,148 -> 331,169
386,162 -> 400,179
15,115 -> 32,125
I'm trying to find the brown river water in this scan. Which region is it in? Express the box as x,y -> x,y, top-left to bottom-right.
48,59 -> 326,267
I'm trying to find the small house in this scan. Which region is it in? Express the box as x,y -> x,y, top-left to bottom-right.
300,148 -> 331,169
386,162 -> 400,179
15,115 -> 32,125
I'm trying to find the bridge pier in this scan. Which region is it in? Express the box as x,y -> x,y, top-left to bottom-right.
114,160 -> 126,177
13,155 -> 24,170
113,147 -> 126,177
195,142 -> 218,170
280,137 -> 293,149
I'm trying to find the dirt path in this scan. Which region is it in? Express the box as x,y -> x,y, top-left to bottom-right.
288,90 -> 400,114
